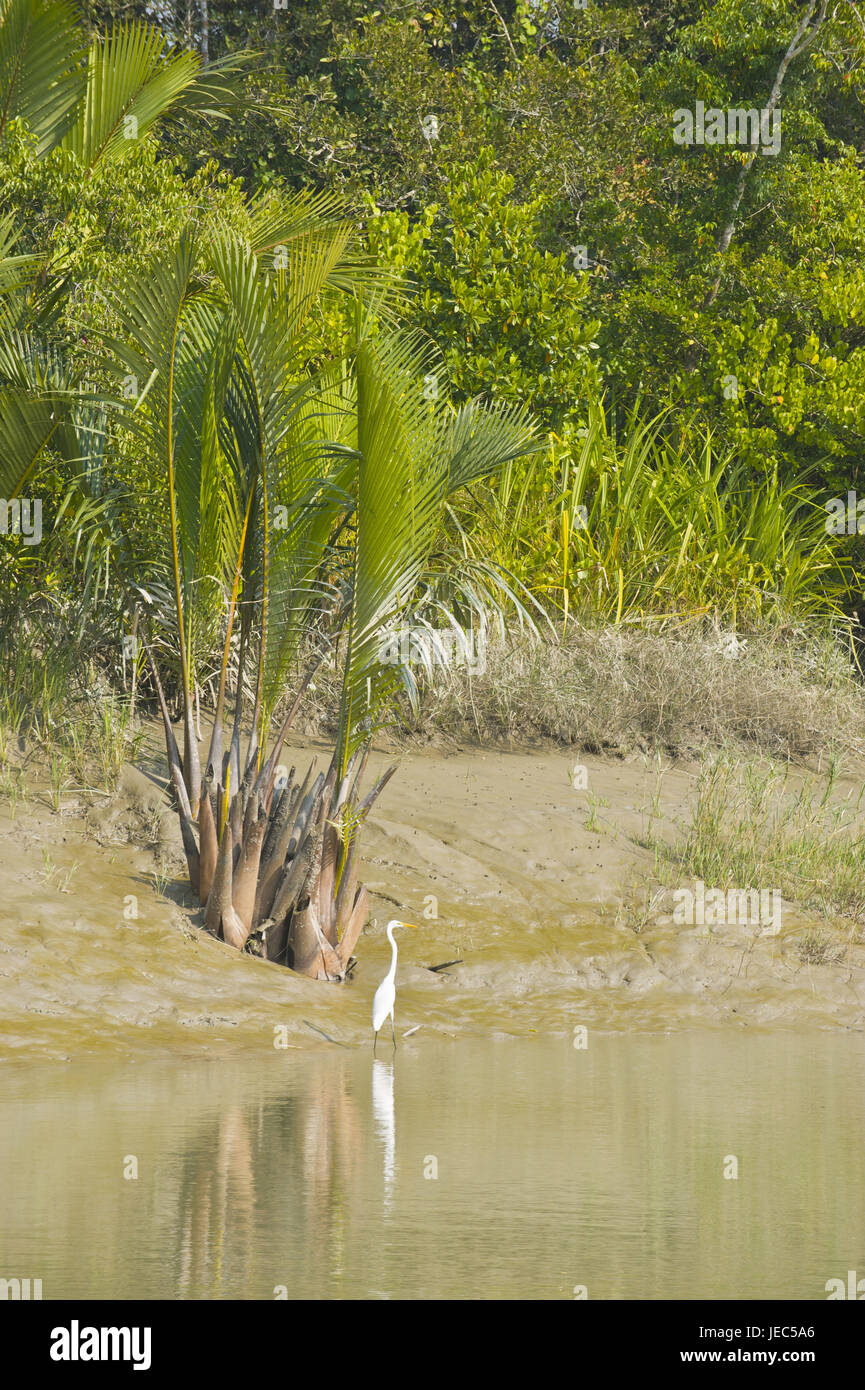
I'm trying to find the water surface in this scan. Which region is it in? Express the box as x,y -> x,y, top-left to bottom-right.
0,1034 -> 862,1299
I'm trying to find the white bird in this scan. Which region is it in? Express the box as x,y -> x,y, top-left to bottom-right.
372,920 -> 418,1053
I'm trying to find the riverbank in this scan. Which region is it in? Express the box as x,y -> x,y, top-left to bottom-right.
1,732 -> 863,1060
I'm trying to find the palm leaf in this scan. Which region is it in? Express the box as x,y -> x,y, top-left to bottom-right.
0,329 -> 74,496
336,327 -> 447,774
62,22 -> 249,172
0,0 -> 84,152
96,229 -> 210,801
259,364 -> 357,717
443,398 -> 542,494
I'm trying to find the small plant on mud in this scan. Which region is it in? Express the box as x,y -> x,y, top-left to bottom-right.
0,761 -> 24,818
40,850 -> 78,893
795,931 -> 845,966
47,749 -> 70,813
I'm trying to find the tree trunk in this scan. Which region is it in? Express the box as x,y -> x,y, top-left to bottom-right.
703,0 -> 828,311
198,0 -> 209,64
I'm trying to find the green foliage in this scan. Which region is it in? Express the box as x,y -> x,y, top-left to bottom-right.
366,151 -> 599,432
166,0 -> 865,530
4,0 -> 865,708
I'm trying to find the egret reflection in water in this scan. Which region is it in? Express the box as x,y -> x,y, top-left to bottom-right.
371,1058 -> 396,1212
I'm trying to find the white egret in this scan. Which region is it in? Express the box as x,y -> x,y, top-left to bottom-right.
372,920 -> 418,1053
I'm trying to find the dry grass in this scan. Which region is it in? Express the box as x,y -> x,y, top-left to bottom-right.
287,622 -> 865,764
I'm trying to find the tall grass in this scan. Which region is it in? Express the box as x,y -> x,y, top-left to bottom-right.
461,401 -> 854,626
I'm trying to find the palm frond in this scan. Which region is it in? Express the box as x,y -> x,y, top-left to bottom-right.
336,327 -> 447,773
0,0 -> 84,152
62,21 -> 248,171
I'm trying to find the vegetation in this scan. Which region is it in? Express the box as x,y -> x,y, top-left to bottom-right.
0,0 -> 538,979
389,623 -> 865,763
458,403 -> 851,626
4,0 -> 865,965
668,752 -> 865,928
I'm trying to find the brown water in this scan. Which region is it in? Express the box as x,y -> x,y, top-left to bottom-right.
1,1033 -> 862,1300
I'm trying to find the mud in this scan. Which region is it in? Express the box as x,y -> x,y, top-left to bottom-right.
1,736 -> 863,1059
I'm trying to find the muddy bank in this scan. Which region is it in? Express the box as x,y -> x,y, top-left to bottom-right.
1,740 -> 863,1059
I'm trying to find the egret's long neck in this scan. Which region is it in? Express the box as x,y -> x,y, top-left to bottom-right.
386,925 -> 399,982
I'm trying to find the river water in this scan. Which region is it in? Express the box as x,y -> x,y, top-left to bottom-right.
0,1033 -> 862,1300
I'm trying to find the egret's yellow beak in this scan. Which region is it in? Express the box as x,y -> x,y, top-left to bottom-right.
399,921 -> 419,929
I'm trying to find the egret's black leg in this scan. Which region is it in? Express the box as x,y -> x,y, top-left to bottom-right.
373,1030 -> 378,1055
391,1015 -> 396,1048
